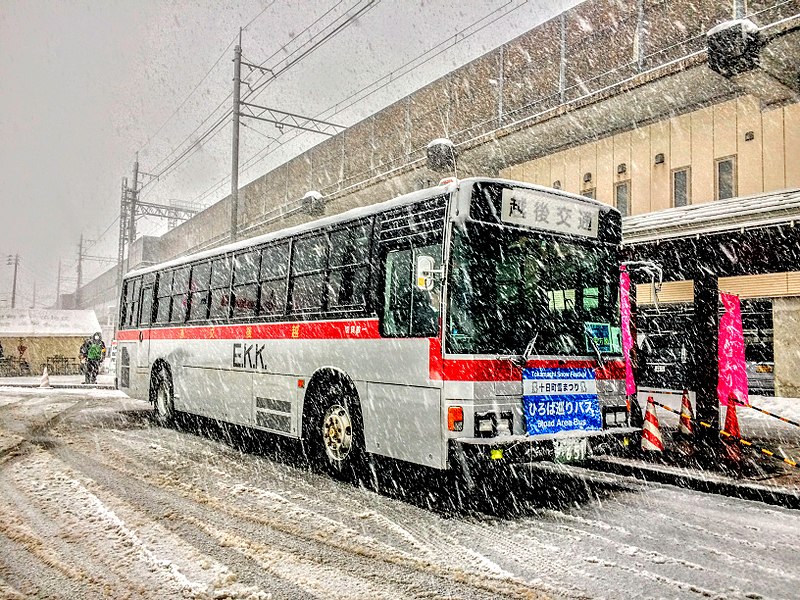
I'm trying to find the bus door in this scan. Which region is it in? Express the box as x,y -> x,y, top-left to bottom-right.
136,274 -> 156,373
368,241 -> 446,469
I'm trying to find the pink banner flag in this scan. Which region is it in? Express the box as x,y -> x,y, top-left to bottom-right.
718,292 -> 749,407
620,266 -> 636,395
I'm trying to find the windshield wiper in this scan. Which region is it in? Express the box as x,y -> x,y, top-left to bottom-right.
500,332 -> 538,369
583,323 -> 606,367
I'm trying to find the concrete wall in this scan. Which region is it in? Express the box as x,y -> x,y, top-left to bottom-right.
774,297 -> 800,398
154,0 -> 783,261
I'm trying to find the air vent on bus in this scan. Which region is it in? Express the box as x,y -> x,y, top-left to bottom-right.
255,396 -> 291,413
255,411 -> 292,432
379,197 -> 447,244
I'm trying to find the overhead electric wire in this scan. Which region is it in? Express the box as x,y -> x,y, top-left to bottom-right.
138,37 -> 237,157
85,216 -> 120,250
239,0 -> 351,98
145,0 -> 517,218
138,1 -> 278,160
147,0 -> 373,206
236,0 -> 527,180
241,0 -> 379,103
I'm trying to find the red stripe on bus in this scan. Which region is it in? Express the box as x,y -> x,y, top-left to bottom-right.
427,338 -> 624,381
115,319 -> 381,341
117,321 -> 623,383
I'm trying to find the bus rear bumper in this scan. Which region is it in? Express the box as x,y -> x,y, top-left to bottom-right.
450,427 -> 640,469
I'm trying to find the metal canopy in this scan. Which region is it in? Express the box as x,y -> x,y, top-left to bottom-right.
622,188 -> 800,281
621,188 -> 800,461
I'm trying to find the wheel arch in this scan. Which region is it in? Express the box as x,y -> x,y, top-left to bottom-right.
301,366 -> 362,440
148,358 -> 173,405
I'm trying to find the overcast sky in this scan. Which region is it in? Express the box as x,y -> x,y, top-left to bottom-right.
0,0 -> 581,309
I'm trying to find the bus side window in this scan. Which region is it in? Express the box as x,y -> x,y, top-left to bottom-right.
156,272 -> 172,323
170,267 -> 190,323
233,250 -> 261,318
209,257 -> 232,320
382,244 -> 441,338
290,234 -> 329,314
383,249 -> 412,336
328,223 -> 370,310
189,262 -> 211,321
259,243 -> 289,316
140,285 -> 154,326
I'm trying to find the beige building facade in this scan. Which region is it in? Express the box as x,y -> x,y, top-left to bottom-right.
500,97 -> 800,214
501,97 -> 800,396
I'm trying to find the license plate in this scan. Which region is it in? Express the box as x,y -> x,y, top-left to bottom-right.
654,365 -> 666,372
554,438 -> 589,463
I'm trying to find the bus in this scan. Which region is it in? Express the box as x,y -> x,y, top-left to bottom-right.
116,178 -> 636,483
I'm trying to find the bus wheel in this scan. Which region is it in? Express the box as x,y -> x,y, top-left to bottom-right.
151,369 -> 175,426
306,388 -> 365,483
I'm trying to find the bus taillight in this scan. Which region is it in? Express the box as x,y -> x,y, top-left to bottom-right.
447,406 -> 463,432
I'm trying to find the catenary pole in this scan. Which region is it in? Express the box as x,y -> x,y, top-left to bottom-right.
128,157 -> 139,245
76,235 -> 83,307
8,254 -> 19,308
230,29 -> 242,242
56,259 -> 62,309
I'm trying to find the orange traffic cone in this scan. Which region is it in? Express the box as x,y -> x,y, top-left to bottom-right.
678,390 -> 694,436
39,366 -> 50,388
723,394 -> 741,462
641,396 -> 664,452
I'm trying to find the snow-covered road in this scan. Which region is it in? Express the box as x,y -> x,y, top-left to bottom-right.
0,387 -> 798,599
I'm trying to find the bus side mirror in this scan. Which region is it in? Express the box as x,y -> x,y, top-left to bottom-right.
415,255 -> 442,291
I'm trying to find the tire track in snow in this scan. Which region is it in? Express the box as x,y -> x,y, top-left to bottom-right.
106,425 -> 567,596
56,437 -> 552,600
0,445 -> 271,599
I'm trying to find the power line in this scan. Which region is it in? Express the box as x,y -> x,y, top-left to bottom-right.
240,0 -> 349,95
242,0 -> 379,103
138,1 -> 279,160
185,1 -> 384,205
236,0 -> 527,180
143,0 -> 345,184
85,216 -> 120,250
142,0 -> 372,206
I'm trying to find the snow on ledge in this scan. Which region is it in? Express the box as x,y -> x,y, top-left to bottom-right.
707,18 -> 759,37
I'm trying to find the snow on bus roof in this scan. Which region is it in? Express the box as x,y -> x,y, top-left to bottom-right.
622,188 -> 800,244
126,177 -> 615,278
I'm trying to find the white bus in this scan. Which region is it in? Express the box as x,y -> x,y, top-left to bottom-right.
117,178 -> 636,482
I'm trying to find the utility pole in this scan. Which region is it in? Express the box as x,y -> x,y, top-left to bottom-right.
76,235 -> 83,307
6,254 -> 19,309
230,29 -> 242,242
228,37 -> 345,241
128,156 -> 140,245
56,259 -> 62,309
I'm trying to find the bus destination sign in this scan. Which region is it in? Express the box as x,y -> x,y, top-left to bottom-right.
500,188 -> 599,238
522,367 -> 602,436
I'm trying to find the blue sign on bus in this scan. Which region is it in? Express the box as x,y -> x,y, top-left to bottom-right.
522,367 -> 602,436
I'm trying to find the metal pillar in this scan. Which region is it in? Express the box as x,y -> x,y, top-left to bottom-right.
230,31 -> 242,242
7,254 -> 19,308
627,282 -> 644,428
128,158 -> 139,245
76,235 -> 83,308
693,269 -> 720,459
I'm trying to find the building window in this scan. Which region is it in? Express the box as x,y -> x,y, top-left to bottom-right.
715,156 -> 737,200
582,188 -> 596,200
614,181 -> 630,216
672,167 -> 690,207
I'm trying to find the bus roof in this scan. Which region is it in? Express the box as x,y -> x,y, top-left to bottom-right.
125,177 -> 615,279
